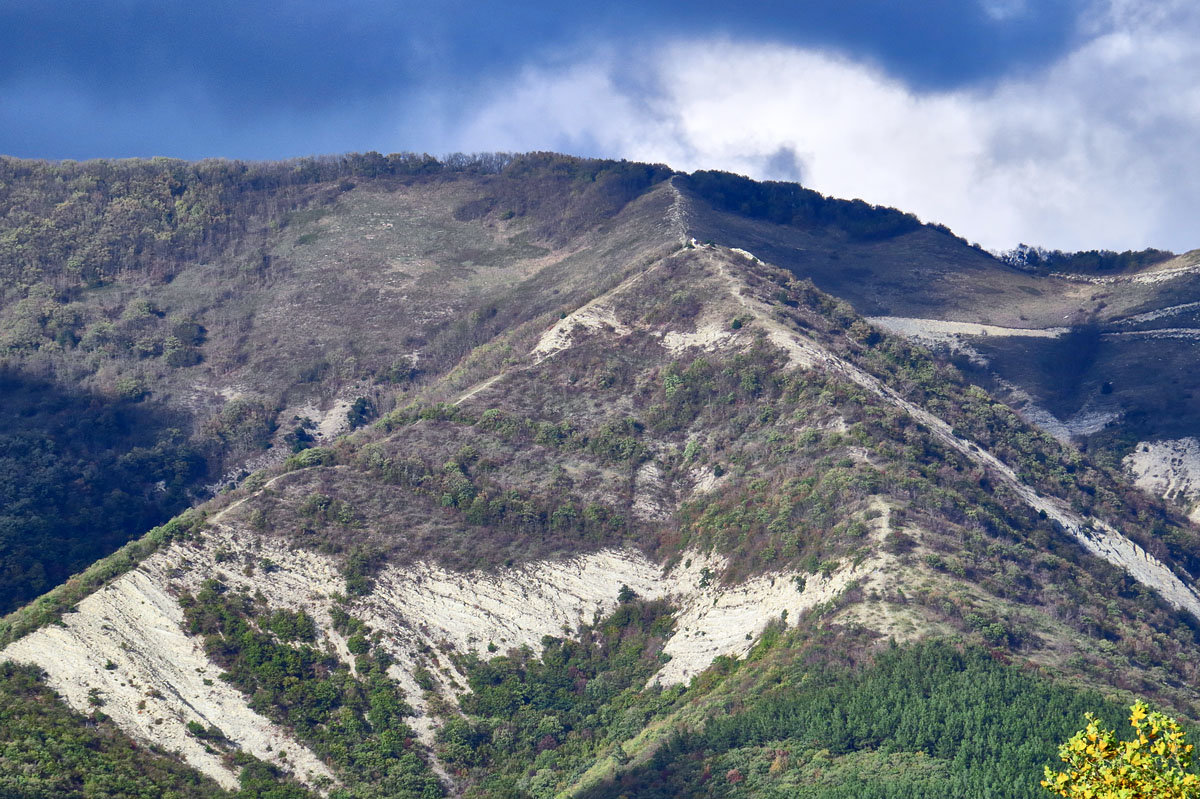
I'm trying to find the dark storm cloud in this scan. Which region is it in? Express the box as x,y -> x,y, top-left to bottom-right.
9,0 -> 1194,253
0,0 -> 1080,159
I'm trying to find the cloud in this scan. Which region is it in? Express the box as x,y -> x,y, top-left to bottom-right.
980,0 -> 1028,22
447,3 -> 1200,253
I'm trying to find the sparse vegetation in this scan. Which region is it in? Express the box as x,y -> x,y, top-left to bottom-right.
0,661 -> 234,798
179,580 -> 443,797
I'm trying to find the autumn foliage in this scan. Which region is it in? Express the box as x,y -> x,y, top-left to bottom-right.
1043,702 -> 1198,798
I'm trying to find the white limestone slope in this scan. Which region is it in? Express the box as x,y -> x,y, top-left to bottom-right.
1125,438 -> 1200,522
2,565 -> 336,792
532,303 -> 631,363
653,553 -> 883,684
1016,400 -> 1120,443
868,316 -> 1067,345
866,316 -> 1067,368
1125,438 -> 1200,500
1,523 -> 881,791
660,321 -> 734,354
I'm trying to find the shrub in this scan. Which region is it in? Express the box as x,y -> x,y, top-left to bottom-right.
1043,703 -> 1199,798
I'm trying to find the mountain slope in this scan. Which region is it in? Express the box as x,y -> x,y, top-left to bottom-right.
4,152 -> 1198,615
0,153 -> 675,613
674,170 -> 1200,515
3,171 -> 1200,797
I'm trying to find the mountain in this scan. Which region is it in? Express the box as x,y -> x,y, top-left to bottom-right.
0,153 -> 673,612
677,170 -> 1200,479
1,153 -> 1199,798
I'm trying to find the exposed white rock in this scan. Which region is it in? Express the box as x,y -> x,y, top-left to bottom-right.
689,465 -> 725,495
842,355 -> 1200,620
632,461 -> 673,521
1061,405 -> 1121,436
317,398 -> 354,440
868,316 -> 1067,349
660,321 -> 734,354
1104,328 -> 1200,342
532,304 -> 630,362
2,564 -> 336,792
1125,438 -> 1200,506
1001,382 -> 1119,443
1019,400 -> 1120,442
666,178 -> 690,240
367,548 -> 667,665
1117,301 -> 1200,326
653,553 -> 878,684
284,397 -> 357,443
1016,403 -> 1074,443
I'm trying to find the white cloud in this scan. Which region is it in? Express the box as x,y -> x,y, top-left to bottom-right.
445,3 -> 1200,253
980,0 -> 1028,22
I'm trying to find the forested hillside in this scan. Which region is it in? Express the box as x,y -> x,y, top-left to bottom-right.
0,152 -> 672,612
2,153 -> 1200,798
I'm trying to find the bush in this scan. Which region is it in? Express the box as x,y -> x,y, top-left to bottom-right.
283,447 -> 336,470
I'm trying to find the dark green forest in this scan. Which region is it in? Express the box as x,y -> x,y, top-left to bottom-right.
681,171 -> 923,241
0,368 -> 203,612
576,638 -> 1167,799
437,596 -> 678,797
998,243 -> 1174,275
179,578 -> 444,799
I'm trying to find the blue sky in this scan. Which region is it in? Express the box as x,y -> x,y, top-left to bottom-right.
2,0 -> 1197,252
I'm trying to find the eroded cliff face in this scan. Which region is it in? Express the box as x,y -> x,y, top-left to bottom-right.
1124,437 -> 1200,523
1,520 -> 891,790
